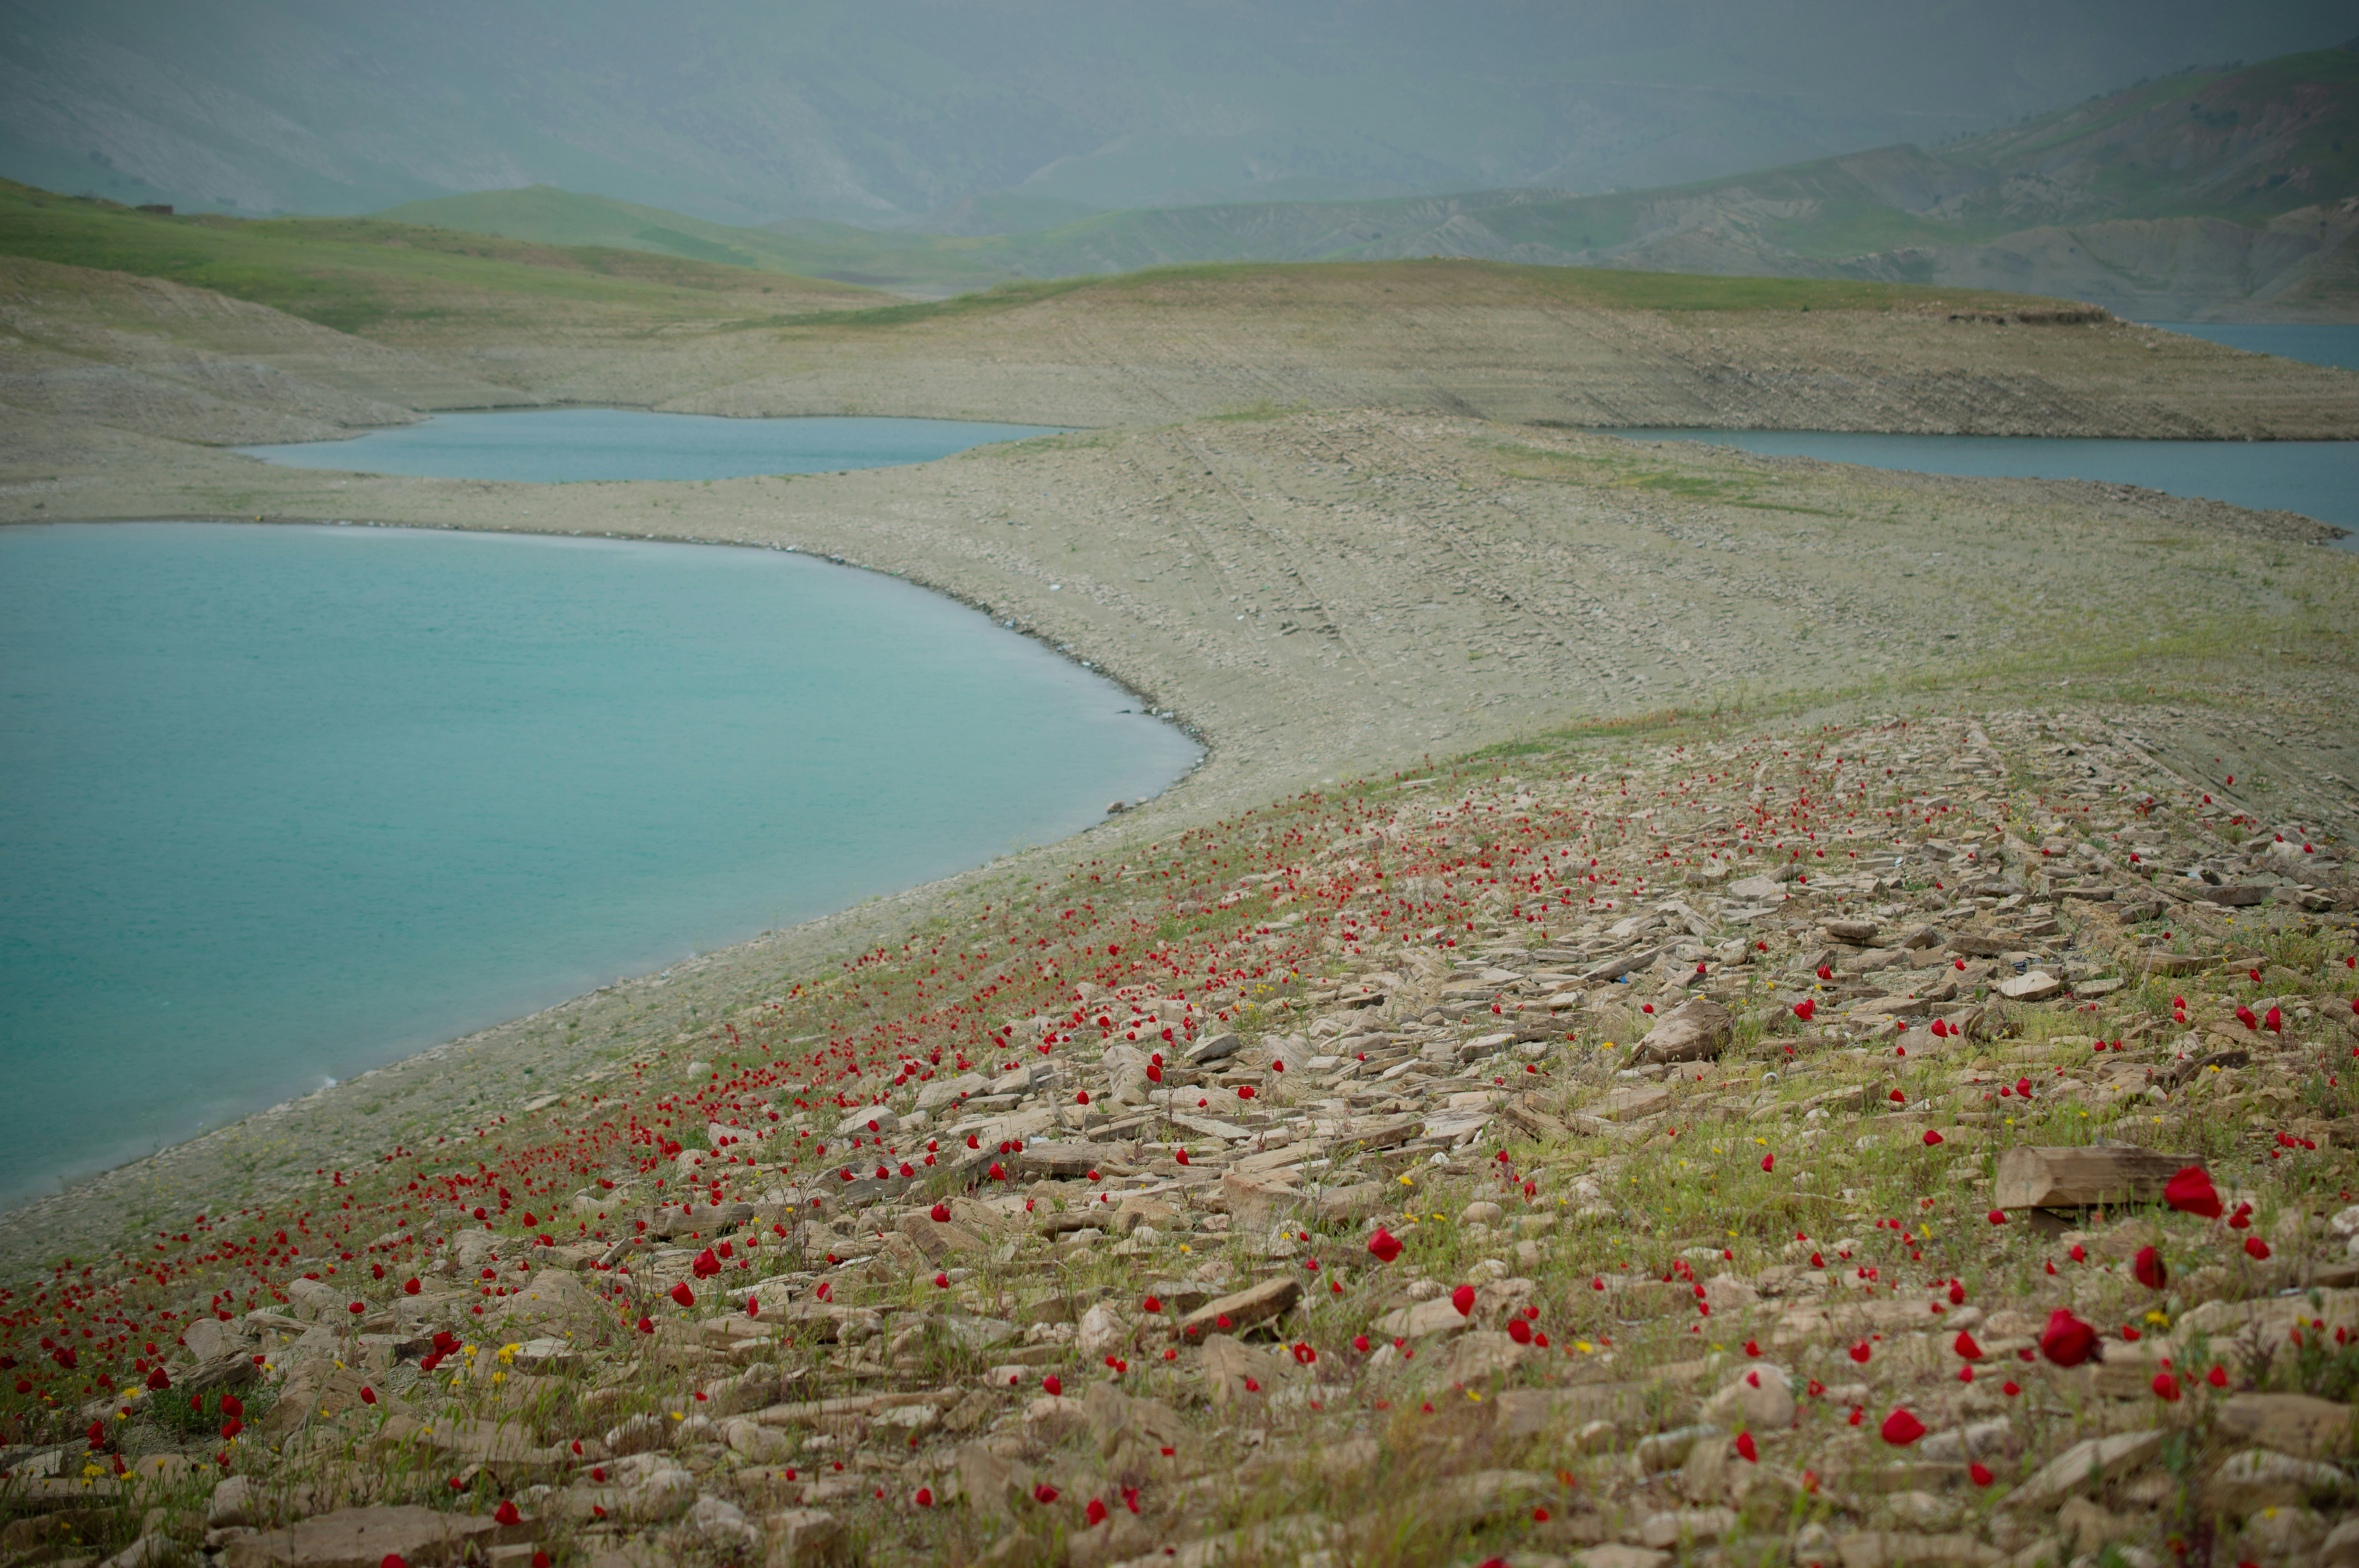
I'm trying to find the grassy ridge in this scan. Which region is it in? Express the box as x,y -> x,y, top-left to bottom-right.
0,179 -> 879,334
772,258 -> 2085,334
0,177 -> 2091,343
368,45 -> 2359,305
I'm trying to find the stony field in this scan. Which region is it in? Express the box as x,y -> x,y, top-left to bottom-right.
5,706 -> 2359,1568
6,247 -> 2359,1568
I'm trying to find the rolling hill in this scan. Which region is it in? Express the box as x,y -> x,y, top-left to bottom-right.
7,0 -> 2349,224
379,45 -> 2359,318
0,178 -> 879,333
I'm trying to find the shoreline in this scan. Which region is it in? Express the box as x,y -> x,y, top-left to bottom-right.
7,249 -> 2359,1269
5,404 -> 2359,1274
0,515 -> 1212,1219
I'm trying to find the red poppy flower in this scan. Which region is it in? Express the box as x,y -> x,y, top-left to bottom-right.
2039,1308 -> 2097,1368
2163,1165 -> 2222,1219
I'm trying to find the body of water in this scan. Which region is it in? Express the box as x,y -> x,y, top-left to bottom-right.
0,523 -> 1197,1205
1605,430 -> 2359,549
2145,322 -> 2359,374
240,410 -> 1060,483
1610,323 -> 2359,548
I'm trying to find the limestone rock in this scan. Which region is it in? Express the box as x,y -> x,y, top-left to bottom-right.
2206,1447 -> 2354,1514
1991,1145 -> 2194,1209
1701,1365 -> 1794,1429
207,1475 -> 257,1530
722,1418 -> 795,1464
2215,1392 -> 2355,1459
1174,1276 -> 1300,1340
914,1073 -> 989,1113
763,1508 -> 845,1567
1196,1334 -> 1290,1409
1634,998 -> 1730,1064
687,1494 -> 760,1553
1573,1549 -> 1670,1568
221,1505 -> 505,1568
1917,1418 -> 2021,1464
2008,1429 -> 2163,1509
1023,1394 -> 1089,1443
1996,971 -> 2061,1002
1831,1530 -> 2000,1566
1374,1294 -> 1476,1341
1076,1300 -> 1126,1357
1218,1168 -> 1301,1228
1447,1330 -> 1531,1381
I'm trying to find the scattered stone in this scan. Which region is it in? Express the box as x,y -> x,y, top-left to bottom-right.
1634,998 -> 1732,1064
2008,1430 -> 2165,1510
221,1506 -> 508,1568
1174,1277 -> 1300,1340
2216,1392 -> 2357,1460
1991,1145 -> 2195,1209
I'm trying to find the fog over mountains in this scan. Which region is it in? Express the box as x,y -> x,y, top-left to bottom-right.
2,0 -> 2352,225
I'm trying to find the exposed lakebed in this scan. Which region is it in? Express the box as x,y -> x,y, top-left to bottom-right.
0,523 -> 1198,1204
239,410 -> 1063,483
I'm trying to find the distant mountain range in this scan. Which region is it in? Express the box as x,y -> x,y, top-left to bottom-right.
2,0 -> 2351,223
376,47 -> 2359,319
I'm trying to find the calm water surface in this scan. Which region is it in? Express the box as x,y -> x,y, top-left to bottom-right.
2145,322 -> 2359,374
1609,324 -> 2359,547
1607,436 -> 2358,550
240,410 -> 1061,483
0,523 -> 1197,1204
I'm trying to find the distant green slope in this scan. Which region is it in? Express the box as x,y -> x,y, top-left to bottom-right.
381,187 -> 1020,298
0,179 -> 880,333
367,43 -> 2359,313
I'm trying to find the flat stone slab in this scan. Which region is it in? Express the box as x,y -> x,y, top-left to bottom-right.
1374,1294 -> 1476,1340
1169,1112 -> 1251,1143
1996,971 -> 2062,1002
223,1505 -> 509,1568
2010,1430 -> 2164,1509
1174,1276 -> 1300,1340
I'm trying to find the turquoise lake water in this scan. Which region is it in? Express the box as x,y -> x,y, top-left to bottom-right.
240,410 -> 1061,482
0,523 -> 1198,1205
2145,322 -> 2359,374
1610,325 -> 2359,549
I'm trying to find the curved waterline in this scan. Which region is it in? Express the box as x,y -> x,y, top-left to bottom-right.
0,521 -> 1198,1204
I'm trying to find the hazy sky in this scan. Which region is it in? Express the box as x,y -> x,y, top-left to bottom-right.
2,0 -> 2352,221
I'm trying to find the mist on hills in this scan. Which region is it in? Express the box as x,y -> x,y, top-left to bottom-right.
1,0 -> 2352,225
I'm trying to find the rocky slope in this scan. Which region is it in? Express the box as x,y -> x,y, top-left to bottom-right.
4,708 -> 2357,1568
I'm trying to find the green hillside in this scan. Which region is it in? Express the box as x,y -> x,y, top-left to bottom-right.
0,179 -> 880,333
367,44 -> 2359,317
